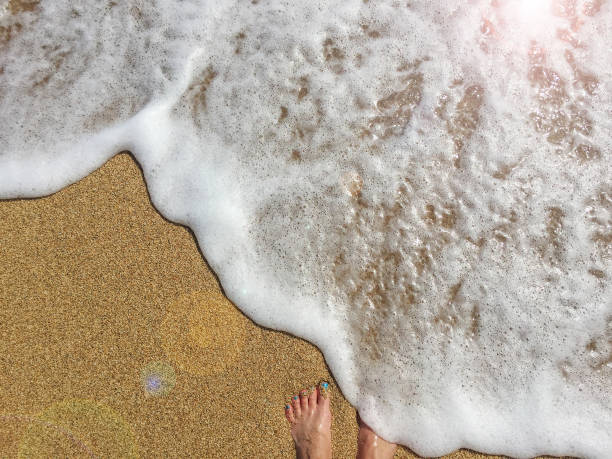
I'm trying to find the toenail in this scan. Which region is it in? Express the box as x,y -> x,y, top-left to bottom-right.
285,404 -> 290,410
321,382 -> 329,389
300,390 -> 308,397
293,395 -> 298,400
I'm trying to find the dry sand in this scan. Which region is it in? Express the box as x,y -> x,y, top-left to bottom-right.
0,152 -> 540,457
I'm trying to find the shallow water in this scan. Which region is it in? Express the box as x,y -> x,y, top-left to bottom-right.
1,0 -> 610,457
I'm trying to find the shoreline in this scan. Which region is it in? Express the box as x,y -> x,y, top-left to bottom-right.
1,152 -> 524,458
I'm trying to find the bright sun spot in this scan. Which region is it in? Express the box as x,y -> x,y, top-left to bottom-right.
515,0 -> 551,21
497,0 -> 558,45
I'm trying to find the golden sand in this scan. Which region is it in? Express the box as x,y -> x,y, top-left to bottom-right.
1,152 -> 531,458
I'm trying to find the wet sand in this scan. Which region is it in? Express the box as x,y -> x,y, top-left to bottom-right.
1,152 -> 526,458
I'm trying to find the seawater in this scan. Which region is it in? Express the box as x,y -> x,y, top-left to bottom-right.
1,0 -> 610,456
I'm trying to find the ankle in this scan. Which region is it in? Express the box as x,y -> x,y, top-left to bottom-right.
295,434 -> 332,459
356,424 -> 397,459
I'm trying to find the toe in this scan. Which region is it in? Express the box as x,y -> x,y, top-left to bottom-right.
284,403 -> 295,423
318,381 -> 331,404
291,394 -> 301,416
308,386 -> 317,406
299,388 -> 309,410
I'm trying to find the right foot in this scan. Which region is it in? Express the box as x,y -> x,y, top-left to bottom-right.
284,382 -> 333,459
356,414 -> 397,459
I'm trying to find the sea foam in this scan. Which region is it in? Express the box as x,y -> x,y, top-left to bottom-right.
1,0 -> 611,457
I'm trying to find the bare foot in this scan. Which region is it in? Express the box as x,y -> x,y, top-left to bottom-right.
285,382 -> 333,459
356,414 -> 397,459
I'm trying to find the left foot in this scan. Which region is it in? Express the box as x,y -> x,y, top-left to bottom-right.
356,414 -> 397,459
284,382 -> 333,459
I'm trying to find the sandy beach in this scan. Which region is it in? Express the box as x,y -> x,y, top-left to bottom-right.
1,152 -> 531,458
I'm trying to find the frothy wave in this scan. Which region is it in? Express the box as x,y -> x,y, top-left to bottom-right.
1,0 -> 610,456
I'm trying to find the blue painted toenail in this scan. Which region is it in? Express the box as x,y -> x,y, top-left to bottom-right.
285,404 -> 290,410
321,382 -> 329,388
293,395 -> 298,400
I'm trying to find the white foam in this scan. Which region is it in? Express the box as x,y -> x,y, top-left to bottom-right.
1,0 -> 611,456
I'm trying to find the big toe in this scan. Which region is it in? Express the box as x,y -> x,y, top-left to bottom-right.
317,381 -> 331,405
